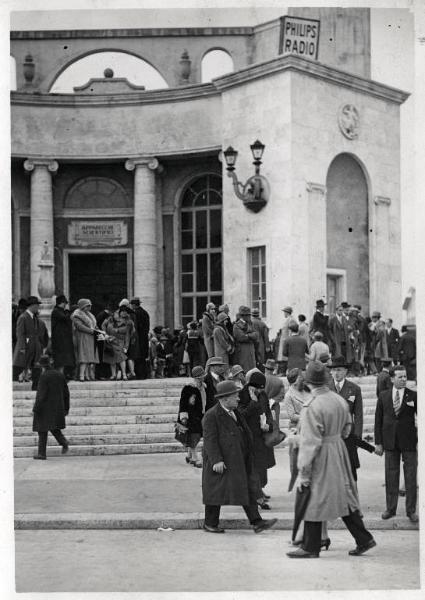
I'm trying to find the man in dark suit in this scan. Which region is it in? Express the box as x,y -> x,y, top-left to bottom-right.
329,356 -> 364,480
130,297 -> 151,379
201,380 -> 277,533
385,319 -> 400,362
13,296 -> 49,388
376,357 -> 393,397
309,299 -> 329,344
374,365 -> 418,522
32,355 -> 70,459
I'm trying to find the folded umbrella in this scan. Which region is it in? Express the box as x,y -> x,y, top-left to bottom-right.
287,446 -> 299,492
291,483 -> 311,542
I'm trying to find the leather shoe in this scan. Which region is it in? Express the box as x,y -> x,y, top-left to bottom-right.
287,547 -> 319,558
407,513 -> 419,523
381,510 -> 396,520
253,518 -> 277,534
33,455 -> 46,460
62,444 -> 69,455
348,538 -> 377,556
203,524 -> 225,533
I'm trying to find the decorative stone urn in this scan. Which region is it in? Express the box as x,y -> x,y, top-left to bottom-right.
37,241 -> 55,333
23,54 -> 35,87
179,49 -> 191,83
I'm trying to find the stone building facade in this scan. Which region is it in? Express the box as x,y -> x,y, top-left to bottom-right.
11,8 -> 408,333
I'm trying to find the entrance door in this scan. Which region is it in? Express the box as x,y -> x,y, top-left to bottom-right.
68,253 -> 128,317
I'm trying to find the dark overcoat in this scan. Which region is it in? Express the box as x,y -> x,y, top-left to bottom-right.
237,386 -> 275,487
133,306 -> 150,360
13,311 -> 48,369
329,378 -> 363,477
32,368 -> 70,432
51,306 -> 75,368
386,328 -> 400,360
375,388 -> 417,451
178,384 -> 203,434
397,331 -> 416,380
202,402 -> 259,506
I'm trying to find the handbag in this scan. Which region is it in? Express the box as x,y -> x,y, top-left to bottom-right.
263,403 -> 286,448
174,421 -> 189,446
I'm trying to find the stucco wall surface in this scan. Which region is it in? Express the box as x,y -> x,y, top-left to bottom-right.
290,71 -> 402,323
11,92 -> 222,159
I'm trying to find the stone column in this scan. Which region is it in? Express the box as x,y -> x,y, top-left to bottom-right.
24,158 -> 58,297
125,157 -> 159,325
306,182 -> 327,309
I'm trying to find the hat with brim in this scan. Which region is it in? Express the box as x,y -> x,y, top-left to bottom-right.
316,299 -> 327,307
130,297 -> 141,305
215,380 -> 240,399
282,306 -> 293,314
264,359 -> 277,370
304,361 -> 328,385
238,305 -> 251,316
229,364 -> 244,378
251,308 -> 260,317
319,352 -> 331,364
329,355 -> 349,369
191,366 -> 205,378
206,356 -> 225,368
216,312 -> 228,324
36,355 -> 51,369
26,296 -> 42,307
77,298 -> 91,310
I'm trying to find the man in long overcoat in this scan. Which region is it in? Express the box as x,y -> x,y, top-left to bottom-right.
202,302 -> 216,359
130,297 -> 150,379
328,305 -> 353,364
233,306 -> 258,372
13,296 -> 49,387
287,361 -> 375,558
32,355 -> 70,459
328,355 -> 364,481
51,295 -> 75,376
251,308 -> 270,368
309,299 -> 330,344
202,380 -> 277,534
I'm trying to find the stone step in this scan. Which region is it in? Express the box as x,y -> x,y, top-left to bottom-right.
14,432 -> 179,447
12,389 -> 182,400
13,405 -> 181,417
13,396 -> 181,408
13,442 -> 189,458
12,379 -> 191,392
13,414 -> 177,427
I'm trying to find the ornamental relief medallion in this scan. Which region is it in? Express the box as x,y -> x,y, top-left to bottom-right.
338,104 -> 360,140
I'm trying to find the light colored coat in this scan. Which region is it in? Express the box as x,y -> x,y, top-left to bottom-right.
297,386 -> 360,521
233,319 -> 258,372
71,309 -> 99,364
277,316 -> 297,361
202,312 -> 215,358
213,323 -> 234,367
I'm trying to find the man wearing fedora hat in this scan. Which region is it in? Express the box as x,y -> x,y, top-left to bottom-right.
287,361 -> 375,558
329,355 -> 364,481
32,355 -> 70,459
13,296 -> 49,386
233,306 -> 258,373
309,299 -> 330,345
204,356 -> 227,412
201,379 -> 277,534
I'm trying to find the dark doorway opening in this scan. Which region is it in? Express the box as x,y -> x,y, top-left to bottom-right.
68,253 -> 128,317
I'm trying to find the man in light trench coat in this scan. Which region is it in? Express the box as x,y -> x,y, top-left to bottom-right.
287,361 -> 376,558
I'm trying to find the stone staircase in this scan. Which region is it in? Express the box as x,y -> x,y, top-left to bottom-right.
13,376 -> 378,458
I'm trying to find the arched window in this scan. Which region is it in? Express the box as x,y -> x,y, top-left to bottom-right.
65,177 -> 130,210
201,49 -> 234,83
50,51 -> 168,93
10,56 -> 17,91
180,175 -> 223,324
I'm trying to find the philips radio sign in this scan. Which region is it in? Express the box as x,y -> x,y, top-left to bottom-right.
279,16 -> 320,60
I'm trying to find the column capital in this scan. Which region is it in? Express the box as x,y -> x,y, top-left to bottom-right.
125,157 -> 159,172
24,158 -> 59,173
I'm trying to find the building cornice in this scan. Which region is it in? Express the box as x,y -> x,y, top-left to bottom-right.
11,81 -> 219,107
213,54 -> 410,104
10,26 -> 254,40
11,54 -> 409,109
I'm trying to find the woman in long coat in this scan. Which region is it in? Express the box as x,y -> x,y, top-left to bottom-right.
238,371 -> 275,507
213,313 -> 234,368
71,298 -> 99,381
232,307 -> 258,372
101,309 -> 133,380
176,366 -> 206,467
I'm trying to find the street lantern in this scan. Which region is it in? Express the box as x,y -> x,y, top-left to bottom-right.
223,140 -> 270,213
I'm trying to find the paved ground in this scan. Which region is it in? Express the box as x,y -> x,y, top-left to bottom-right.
15,529 -> 419,592
14,449 -> 419,528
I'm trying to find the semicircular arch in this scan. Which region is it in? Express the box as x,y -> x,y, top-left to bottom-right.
201,48 -> 234,83
64,176 -> 131,210
47,48 -> 169,93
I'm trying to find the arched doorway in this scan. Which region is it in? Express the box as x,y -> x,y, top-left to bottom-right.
326,154 -> 369,314
180,174 -> 223,325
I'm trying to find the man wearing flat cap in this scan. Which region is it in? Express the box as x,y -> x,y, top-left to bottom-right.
201,379 -> 277,534
233,306 -> 258,373
13,296 -> 49,386
287,361 -> 375,558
